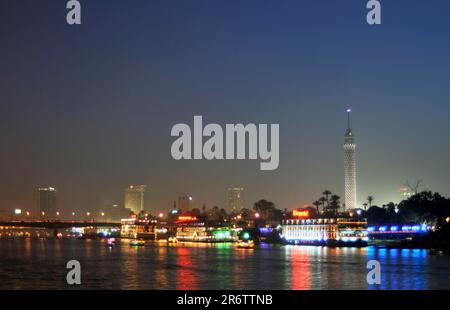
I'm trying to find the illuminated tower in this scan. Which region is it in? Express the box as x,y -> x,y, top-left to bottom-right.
228,187 -> 244,213
125,185 -> 146,215
344,109 -> 357,210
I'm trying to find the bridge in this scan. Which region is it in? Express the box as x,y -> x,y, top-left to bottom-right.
0,221 -> 121,229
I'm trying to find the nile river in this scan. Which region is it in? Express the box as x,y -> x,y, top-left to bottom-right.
0,239 -> 449,290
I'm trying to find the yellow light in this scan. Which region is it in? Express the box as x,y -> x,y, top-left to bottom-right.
72,212 -> 75,216
56,212 -> 60,216
101,212 -> 105,216
86,212 -> 91,216
41,211 -> 45,216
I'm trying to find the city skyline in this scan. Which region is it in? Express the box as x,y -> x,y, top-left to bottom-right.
1,0 -> 450,215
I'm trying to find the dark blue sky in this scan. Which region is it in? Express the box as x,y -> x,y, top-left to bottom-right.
1,0 -> 450,214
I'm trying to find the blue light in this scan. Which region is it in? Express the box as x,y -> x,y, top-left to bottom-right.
171,209 -> 178,214
412,225 -> 421,232
379,226 -> 387,232
367,227 -> 375,232
390,226 -> 398,232
259,227 -> 271,234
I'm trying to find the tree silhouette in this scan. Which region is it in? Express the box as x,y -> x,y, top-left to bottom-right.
367,196 -> 374,208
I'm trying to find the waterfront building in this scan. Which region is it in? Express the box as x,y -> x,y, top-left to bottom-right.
124,185 -> 146,215
228,187 -> 244,213
178,195 -> 193,213
38,187 -> 56,219
344,109 -> 357,210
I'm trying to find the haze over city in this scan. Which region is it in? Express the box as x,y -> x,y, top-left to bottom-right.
1,0 -> 450,216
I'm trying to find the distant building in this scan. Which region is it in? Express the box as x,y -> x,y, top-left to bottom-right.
178,195 -> 193,213
101,204 -> 133,222
125,185 -> 146,215
228,187 -> 244,213
344,109 -> 357,210
39,187 -> 56,218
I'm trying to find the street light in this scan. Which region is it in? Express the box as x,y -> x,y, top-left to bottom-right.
101,212 -> 105,217
86,212 -> 91,216
255,212 -> 260,218
56,211 -> 60,216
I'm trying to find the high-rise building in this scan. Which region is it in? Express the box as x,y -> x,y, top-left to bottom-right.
228,187 -> 244,213
178,195 -> 193,213
125,185 -> 146,215
344,109 -> 357,210
39,187 -> 56,218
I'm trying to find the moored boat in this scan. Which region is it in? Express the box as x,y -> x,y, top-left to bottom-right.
129,239 -> 145,246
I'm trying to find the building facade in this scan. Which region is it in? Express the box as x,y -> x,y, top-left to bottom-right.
178,195 -> 193,213
344,109 -> 357,210
228,187 -> 244,213
125,185 -> 146,215
38,187 -> 56,218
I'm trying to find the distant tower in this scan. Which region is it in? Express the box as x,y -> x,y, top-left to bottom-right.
344,109 -> 357,210
228,187 -> 244,213
38,187 -> 56,218
125,185 -> 146,215
178,195 -> 193,213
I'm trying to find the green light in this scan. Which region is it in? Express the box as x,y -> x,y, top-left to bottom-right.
243,232 -> 250,239
213,230 -> 230,239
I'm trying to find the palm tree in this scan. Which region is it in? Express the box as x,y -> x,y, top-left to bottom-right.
319,197 -> 326,213
312,200 -> 321,213
329,195 -> 341,216
322,190 -> 332,208
367,196 -> 374,208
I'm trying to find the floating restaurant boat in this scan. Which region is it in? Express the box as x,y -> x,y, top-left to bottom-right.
174,215 -> 237,242
129,239 -> 145,246
281,217 -> 368,246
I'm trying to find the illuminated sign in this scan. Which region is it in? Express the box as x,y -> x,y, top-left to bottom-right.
293,210 -> 310,219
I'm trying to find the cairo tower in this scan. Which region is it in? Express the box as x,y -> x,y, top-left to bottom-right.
344,109 -> 357,210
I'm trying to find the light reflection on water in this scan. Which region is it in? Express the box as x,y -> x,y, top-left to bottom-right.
0,238 -> 449,290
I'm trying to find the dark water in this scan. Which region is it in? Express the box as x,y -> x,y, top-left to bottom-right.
0,239 -> 449,290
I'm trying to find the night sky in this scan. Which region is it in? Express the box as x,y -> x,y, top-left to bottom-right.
1,0 -> 450,215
